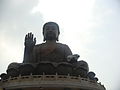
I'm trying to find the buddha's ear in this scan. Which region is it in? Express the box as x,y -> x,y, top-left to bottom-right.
43,34 -> 46,41
43,37 -> 46,41
56,37 -> 59,41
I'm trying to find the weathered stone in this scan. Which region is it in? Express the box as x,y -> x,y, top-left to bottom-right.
18,64 -> 34,76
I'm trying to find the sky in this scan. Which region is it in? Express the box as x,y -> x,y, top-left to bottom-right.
0,0 -> 120,90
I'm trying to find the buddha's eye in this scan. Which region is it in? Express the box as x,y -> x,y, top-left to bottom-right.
52,28 -> 55,30
46,28 -> 49,31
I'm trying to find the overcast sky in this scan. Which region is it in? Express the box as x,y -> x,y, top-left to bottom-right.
0,0 -> 120,90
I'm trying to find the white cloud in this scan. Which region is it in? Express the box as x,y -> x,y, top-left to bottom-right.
0,0 -> 44,73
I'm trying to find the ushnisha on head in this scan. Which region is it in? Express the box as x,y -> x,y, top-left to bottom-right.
43,22 -> 60,41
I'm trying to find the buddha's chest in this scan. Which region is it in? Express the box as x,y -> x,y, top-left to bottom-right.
37,44 -> 65,58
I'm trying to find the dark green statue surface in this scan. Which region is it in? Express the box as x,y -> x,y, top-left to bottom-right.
0,22 -> 98,82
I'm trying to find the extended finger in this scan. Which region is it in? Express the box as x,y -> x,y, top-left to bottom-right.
34,37 -> 36,44
25,34 -> 28,41
28,33 -> 31,38
30,32 -> 33,40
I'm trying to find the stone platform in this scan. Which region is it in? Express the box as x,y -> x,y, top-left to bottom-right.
0,74 -> 105,90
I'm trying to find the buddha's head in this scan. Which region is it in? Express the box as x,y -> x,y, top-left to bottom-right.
43,22 -> 60,41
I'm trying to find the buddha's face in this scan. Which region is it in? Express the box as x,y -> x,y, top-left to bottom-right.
43,23 -> 59,41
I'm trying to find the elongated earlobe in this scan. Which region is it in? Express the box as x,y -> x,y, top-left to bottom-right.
43,37 -> 46,41
56,37 -> 59,41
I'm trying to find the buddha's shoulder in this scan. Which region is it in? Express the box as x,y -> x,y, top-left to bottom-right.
56,43 -> 69,47
34,43 -> 69,48
34,43 -> 45,49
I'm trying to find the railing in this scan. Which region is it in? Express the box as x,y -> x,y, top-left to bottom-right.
0,74 -> 105,90
0,73 -> 102,84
